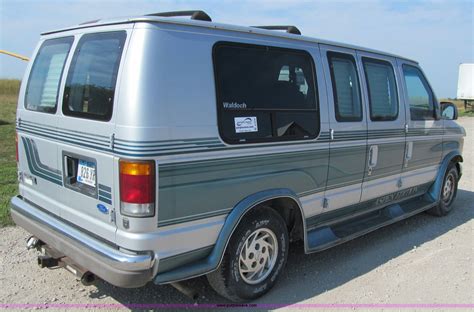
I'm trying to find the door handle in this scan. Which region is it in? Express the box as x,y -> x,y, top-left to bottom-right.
404,142 -> 413,167
368,145 -> 378,175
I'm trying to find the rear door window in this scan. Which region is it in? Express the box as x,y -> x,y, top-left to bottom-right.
25,37 -> 74,113
363,58 -> 399,121
63,31 -> 126,121
213,42 -> 319,144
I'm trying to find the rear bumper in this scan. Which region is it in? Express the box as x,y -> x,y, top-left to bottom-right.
10,195 -> 154,288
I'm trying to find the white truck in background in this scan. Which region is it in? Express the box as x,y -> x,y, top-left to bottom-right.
457,63 -> 474,110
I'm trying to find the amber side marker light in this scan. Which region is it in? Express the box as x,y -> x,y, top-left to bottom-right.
119,160 -> 155,217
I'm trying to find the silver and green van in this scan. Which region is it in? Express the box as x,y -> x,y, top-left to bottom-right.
11,10 -> 465,301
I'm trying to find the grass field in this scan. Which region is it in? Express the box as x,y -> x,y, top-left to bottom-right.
0,79 -> 472,227
0,79 -> 20,226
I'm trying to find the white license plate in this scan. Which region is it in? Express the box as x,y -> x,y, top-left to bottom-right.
77,160 -> 96,187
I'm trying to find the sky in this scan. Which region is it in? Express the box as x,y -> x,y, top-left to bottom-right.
0,0 -> 472,98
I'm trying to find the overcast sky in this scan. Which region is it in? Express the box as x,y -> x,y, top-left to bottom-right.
0,0 -> 472,98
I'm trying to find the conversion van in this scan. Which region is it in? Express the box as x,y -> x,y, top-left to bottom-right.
11,10 -> 465,301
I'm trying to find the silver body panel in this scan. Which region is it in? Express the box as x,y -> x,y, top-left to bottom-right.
14,17 -> 465,286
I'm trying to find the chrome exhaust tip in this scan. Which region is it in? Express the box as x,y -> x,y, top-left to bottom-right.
26,236 -> 41,250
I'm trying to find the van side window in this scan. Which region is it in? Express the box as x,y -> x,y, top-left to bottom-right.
213,42 -> 319,144
63,31 -> 126,121
402,65 -> 435,120
25,37 -> 74,113
363,58 -> 399,121
327,52 -> 362,121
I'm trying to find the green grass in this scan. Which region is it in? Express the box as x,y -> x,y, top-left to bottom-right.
0,79 -> 20,226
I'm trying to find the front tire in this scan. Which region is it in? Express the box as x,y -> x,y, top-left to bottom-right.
427,163 -> 459,216
207,207 -> 289,302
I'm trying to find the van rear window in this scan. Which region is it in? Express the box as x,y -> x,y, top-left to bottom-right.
63,31 -> 126,121
213,42 -> 319,144
25,37 -> 73,113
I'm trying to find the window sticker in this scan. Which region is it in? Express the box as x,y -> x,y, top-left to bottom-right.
234,117 -> 258,133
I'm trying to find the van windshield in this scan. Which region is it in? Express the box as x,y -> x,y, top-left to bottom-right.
63,31 -> 126,121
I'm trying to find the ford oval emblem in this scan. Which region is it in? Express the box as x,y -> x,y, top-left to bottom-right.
97,204 -> 109,214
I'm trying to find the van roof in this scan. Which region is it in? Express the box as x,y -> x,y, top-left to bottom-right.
41,13 -> 418,64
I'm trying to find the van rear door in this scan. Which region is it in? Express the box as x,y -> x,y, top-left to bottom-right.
55,30 -> 127,242
18,37 -> 74,217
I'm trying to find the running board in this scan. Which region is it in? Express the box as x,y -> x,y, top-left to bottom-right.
306,195 -> 437,253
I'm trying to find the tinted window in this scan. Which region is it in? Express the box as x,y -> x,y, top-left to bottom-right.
403,65 -> 435,120
363,58 -> 399,121
63,31 -> 126,121
213,42 -> 319,144
25,37 -> 73,113
327,52 -> 362,121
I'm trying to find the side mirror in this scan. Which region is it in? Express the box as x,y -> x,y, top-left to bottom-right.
440,102 -> 458,120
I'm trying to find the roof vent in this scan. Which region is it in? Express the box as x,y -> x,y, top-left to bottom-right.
251,25 -> 301,35
147,10 -> 212,22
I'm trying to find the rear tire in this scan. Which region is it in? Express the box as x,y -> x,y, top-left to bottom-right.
207,207 -> 289,302
427,163 -> 459,216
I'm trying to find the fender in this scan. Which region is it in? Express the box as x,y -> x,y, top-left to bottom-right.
154,188 -> 304,284
426,151 -> 463,202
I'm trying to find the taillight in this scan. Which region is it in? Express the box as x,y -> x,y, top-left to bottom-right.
15,132 -> 19,162
119,160 -> 155,217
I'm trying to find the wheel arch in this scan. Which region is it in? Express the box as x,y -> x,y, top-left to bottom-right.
427,151 -> 463,202
213,188 -> 306,268
154,188 -> 306,284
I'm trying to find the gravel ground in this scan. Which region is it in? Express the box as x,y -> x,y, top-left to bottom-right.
0,118 -> 473,310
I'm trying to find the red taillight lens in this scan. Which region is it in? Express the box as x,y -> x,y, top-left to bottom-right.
120,173 -> 155,203
120,160 -> 155,204
15,132 -> 19,162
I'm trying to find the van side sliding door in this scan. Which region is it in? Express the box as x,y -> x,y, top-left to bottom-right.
320,45 -> 367,212
396,59 -> 443,190
357,51 -> 407,203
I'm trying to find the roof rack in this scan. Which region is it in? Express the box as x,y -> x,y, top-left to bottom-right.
251,25 -> 301,35
146,10 -> 212,22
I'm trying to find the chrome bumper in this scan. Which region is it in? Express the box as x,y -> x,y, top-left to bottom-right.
10,196 -> 154,288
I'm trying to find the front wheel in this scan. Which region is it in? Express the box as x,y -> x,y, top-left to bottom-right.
207,207 -> 289,302
427,163 -> 459,216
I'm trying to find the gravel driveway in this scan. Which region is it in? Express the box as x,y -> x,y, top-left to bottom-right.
1,118 -> 473,310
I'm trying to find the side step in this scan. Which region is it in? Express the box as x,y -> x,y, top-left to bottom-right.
306,195 -> 436,253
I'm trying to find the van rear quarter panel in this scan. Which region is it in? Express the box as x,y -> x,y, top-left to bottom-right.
115,23 -> 330,231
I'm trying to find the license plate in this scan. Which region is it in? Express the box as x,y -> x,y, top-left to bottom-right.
77,160 -> 96,187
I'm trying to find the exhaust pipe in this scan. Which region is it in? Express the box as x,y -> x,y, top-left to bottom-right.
80,271 -> 96,286
31,243 -> 97,287
60,257 -> 96,286
170,282 -> 199,301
